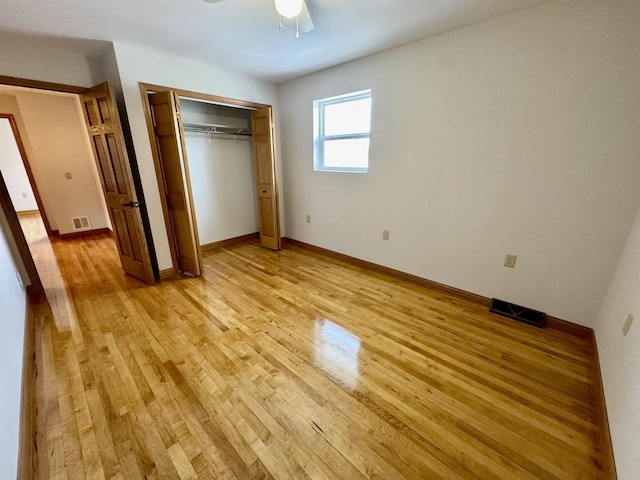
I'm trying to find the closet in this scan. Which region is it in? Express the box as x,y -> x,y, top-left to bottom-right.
181,98 -> 258,249
145,87 -> 280,277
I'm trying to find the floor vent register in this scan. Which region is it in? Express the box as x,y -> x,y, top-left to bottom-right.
490,298 -> 546,328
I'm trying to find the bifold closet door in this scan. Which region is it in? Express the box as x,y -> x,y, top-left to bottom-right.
148,91 -> 202,276
251,106 -> 281,251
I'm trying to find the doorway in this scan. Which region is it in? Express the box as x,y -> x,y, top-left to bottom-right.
140,83 -> 281,278
0,78 -> 156,292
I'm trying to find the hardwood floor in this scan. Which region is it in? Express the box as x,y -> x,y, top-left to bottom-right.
22,215 -> 605,479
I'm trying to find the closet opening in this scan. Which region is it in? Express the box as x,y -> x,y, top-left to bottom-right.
140,84 -> 281,279
180,98 -> 259,250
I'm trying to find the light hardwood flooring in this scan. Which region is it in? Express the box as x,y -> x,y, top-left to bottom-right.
21,214 -> 604,479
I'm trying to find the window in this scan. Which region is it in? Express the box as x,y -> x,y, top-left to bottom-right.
313,89 -> 372,173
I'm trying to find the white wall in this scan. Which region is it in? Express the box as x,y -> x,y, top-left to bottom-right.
0,32 -> 107,88
13,91 -> 110,234
181,100 -> 258,245
0,95 -> 49,220
594,204 -> 640,479
0,119 -> 37,212
112,42 -> 280,271
186,135 -> 258,244
98,45 -> 124,106
0,91 -> 110,234
277,0 -> 640,327
0,209 -> 28,480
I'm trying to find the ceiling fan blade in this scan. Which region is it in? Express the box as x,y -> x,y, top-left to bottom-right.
299,1 -> 314,33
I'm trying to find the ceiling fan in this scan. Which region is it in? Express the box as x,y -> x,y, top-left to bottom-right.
274,0 -> 314,38
202,0 -> 314,38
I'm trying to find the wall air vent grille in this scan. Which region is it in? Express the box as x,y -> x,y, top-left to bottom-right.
72,216 -> 91,230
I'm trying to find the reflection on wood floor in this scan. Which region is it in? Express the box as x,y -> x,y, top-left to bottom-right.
21,213 -> 604,479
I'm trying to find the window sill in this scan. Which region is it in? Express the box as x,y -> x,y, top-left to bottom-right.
314,168 -> 368,174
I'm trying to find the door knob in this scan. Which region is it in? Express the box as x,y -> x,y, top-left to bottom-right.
121,201 -> 140,208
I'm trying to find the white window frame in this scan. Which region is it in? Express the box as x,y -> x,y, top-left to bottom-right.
313,89 -> 371,173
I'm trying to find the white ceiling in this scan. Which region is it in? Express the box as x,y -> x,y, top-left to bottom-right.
0,0 -> 546,84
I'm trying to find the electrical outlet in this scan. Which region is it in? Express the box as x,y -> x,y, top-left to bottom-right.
382,230 -> 390,241
504,254 -> 517,268
623,314 -> 634,336
21,192 -> 28,198
65,172 -> 72,180
306,214 -> 311,223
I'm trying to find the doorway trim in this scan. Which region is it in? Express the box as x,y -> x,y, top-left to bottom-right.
0,75 -> 86,94
138,82 -> 277,277
0,114 -> 54,236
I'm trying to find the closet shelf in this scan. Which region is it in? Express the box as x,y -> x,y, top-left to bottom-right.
182,122 -> 252,137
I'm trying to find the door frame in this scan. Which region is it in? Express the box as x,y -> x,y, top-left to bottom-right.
139,82 -> 281,277
0,114 -> 54,236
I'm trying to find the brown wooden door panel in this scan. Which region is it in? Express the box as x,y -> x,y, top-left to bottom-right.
166,192 -> 187,210
251,107 -> 281,250
105,134 -> 130,195
80,82 -> 155,284
149,91 -> 202,276
258,197 -> 275,238
111,208 -> 145,263
90,134 -> 117,193
112,210 -> 133,257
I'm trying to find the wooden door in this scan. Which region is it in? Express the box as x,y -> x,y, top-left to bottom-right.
251,107 -> 281,250
80,82 -> 155,284
148,91 -> 202,276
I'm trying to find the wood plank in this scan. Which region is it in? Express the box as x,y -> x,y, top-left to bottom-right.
201,232 -> 259,252
589,331 -> 617,478
19,213 -> 608,479
16,209 -> 40,218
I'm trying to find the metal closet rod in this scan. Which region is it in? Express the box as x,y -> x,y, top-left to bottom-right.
182,122 -> 252,136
